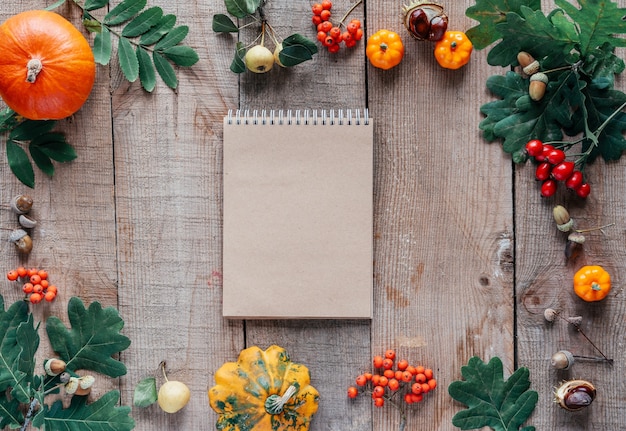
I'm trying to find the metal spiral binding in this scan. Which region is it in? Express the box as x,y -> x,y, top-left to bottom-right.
226,109 -> 369,125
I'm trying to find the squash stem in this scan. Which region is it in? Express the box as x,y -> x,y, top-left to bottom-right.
264,385 -> 297,414
26,59 -> 42,83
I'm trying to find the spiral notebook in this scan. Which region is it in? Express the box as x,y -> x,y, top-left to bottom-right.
222,109 -> 373,319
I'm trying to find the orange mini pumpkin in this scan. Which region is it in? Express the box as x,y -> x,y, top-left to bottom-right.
0,10 -> 96,120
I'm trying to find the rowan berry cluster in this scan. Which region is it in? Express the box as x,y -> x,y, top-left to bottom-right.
311,1 -> 363,53
525,139 -> 590,199
6,267 -> 58,303
347,349 -> 437,407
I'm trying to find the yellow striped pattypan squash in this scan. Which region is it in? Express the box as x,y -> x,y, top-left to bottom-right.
209,345 -> 320,430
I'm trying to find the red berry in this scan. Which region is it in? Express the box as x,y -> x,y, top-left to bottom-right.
329,26 -> 341,40
576,183 -> 591,198
321,0 -> 332,10
319,21 -> 332,33
545,149 -> 566,164
312,3 -> 323,15
551,161 -> 575,181
353,28 -> 363,41
324,36 -> 335,47
541,179 -> 557,197
355,375 -> 367,386
565,171 -> 583,190
7,270 -> 19,281
347,387 -> 358,398
372,385 -> 385,398
536,144 -> 554,162
29,293 -> 43,304
535,162 -> 551,181
373,397 -> 384,407
312,15 -> 322,26
344,39 -> 357,48
525,139 -> 543,157
327,42 -> 340,53
373,356 -> 383,368
347,21 -> 360,34
382,358 -> 394,369
384,349 -> 396,360
320,9 -> 331,21
342,31 -> 353,43
317,31 -> 327,42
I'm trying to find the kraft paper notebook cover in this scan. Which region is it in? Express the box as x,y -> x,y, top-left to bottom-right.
222,109 -> 373,319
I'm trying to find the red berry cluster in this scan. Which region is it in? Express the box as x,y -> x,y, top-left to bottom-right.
311,1 -> 363,53
6,267 -> 58,303
525,139 -> 590,199
347,349 -> 437,407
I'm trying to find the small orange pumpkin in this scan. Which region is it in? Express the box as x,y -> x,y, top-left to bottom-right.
0,10 -> 96,120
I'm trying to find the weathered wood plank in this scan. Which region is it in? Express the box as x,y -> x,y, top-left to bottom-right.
366,1 -> 514,429
109,1 -> 243,429
236,1 -> 372,430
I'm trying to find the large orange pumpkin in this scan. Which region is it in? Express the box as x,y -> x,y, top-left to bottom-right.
0,10 -> 96,120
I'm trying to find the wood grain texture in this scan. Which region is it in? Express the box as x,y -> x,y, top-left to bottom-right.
0,0 -> 624,430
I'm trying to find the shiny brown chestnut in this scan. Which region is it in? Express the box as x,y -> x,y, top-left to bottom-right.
402,1 -> 448,42
555,379 -> 596,411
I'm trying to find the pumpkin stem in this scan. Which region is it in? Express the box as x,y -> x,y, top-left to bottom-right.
264,385 -> 297,415
26,59 -> 42,83
591,282 -> 601,291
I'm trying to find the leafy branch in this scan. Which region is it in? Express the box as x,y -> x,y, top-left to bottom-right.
466,0 -> 626,172
213,0 -> 317,73
448,356 -> 538,431
0,295 -> 134,430
1,109 -> 76,188
51,0 -> 200,91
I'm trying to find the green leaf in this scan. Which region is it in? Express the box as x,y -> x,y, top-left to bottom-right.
225,0 -> 260,18
0,392 -> 22,428
154,25 -> 189,50
278,33 -> 318,67
45,0 -> 67,11
162,45 -> 199,67
83,18 -> 102,33
118,37 -> 140,82
44,390 -> 135,431
153,52 -> 178,88
465,0 -> 541,50
14,320 -> 39,402
9,120 -> 56,141
133,377 -> 157,407
84,0 -> 109,11
104,0 -> 147,26
0,299 -> 32,402
46,297 -> 131,378
448,356 -> 538,431
121,6 -> 163,38
140,14 -> 176,45
487,7 -> 578,67
230,41 -> 246,73
31,133 -> 77,162
29,146 -> 55,176
212,14 -> 239,33
94,26 -> 113,65
6,141 -> 34,188
137,47 -> 157,92
555,0 -> 626,55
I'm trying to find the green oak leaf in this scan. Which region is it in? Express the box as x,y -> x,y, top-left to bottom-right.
449,356 -> 538,431
46,297 -> 131,378
44,390 -> 135,431
465,0 -> 541,50
487,7 -> 578,67
6,141 -> 35,188
555,0 -> 626,55
0,299 -> 35,404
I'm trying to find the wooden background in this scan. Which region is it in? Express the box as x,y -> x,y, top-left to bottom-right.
1,0 -> 625,429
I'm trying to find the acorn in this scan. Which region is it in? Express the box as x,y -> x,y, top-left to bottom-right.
529,72 -> 549,101
10,195 -> 33,215
44,358 -> 67,376
517,51 -> 535,68
551,350 -> 575,370
9,229 -> 33,254
553,205 -> 574,232
555,380 -> 596,411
